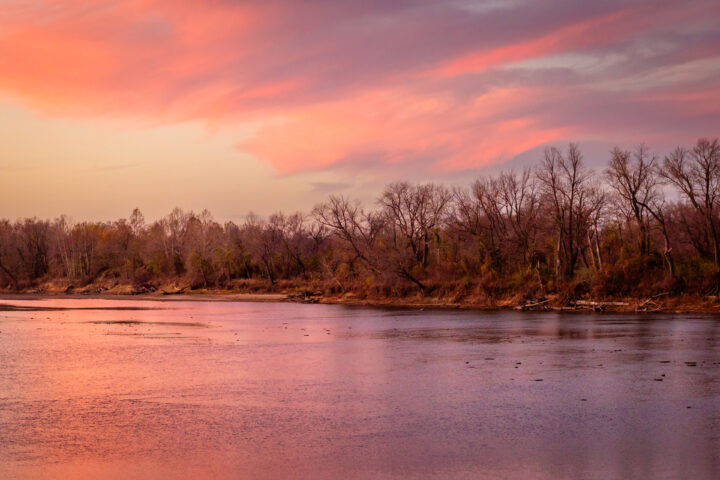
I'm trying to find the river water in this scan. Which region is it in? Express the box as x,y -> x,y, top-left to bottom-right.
0,299 -> 719,479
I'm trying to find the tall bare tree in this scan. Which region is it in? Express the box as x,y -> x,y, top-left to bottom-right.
536,144 -> 603,279
605,144 -> 658,255
498,169 -> 540,268
379,183 -> 452,268
661,138 -> 720,270
312,195 -> 383,272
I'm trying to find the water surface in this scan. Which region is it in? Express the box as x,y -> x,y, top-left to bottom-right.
1,299 -> 719,479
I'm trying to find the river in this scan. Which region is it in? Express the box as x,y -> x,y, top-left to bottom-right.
1,299 -> 719,479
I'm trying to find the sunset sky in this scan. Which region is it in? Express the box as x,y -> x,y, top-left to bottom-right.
1,0 -> 719,221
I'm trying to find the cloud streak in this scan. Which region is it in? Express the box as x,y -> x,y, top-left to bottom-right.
0,0 -> 719,178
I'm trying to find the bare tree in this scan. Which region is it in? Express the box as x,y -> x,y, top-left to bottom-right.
0,220 -> 19,289
243,213 -> 283,285
377,183 -> 452,291
605,144 -> 658,255
661,138 -> 720,270
16,218 -> 50,281
456,177 -> 508,270
160,207 -> 190,275
266,212 -> 310,277
451,170 -> 539,273
184,210 -> 220,287
129,208 -> 145,236
379,183 -> 452,266
312,195 -> 383,271
498,169 -> 540,268
536,144 -> 603,280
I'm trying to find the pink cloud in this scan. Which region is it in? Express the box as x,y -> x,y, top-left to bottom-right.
239,86 -> 571,175
0,0 -> 718,176
432,9 -> 634,78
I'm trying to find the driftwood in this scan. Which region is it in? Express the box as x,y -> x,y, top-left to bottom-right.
575,300 -> 629,307
288,291 -> 321,303
161,287 -> 186,295
635,292 -> 670,312
515,299 -> 550,311
517,295 -> 672,313
574,300 -> 626,311
517,298 -> 632,312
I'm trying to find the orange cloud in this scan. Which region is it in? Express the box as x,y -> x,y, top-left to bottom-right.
0,0 -> 266,117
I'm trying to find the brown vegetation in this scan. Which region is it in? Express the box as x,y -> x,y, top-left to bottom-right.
2,138 -> 720,311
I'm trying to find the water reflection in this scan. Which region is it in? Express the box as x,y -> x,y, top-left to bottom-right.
0,300 -> 719,479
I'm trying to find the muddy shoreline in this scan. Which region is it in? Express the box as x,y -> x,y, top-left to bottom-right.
2,288 -> 720,314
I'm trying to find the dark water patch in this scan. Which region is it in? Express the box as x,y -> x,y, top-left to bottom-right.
369,327 -> 518,343
87,320 -> 208,328
0,303 -> 160,312
105,332 -> 190,339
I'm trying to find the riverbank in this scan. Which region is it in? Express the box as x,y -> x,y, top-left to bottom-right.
314,293 -> 720,314
2,283 -> 720,314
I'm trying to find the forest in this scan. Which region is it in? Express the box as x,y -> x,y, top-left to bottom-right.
1,137 -> 720,306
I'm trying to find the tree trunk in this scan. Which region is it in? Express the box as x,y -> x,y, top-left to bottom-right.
0,260 -> 19,290
593,225 -> 603,271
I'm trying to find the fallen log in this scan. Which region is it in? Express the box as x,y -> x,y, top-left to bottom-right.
514,299 -> 550,311
575,300 -> 629,307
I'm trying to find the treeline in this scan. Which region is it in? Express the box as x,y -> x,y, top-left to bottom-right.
1,138 -> 720,301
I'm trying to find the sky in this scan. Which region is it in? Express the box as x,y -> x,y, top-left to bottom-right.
1,0 -> 719,221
